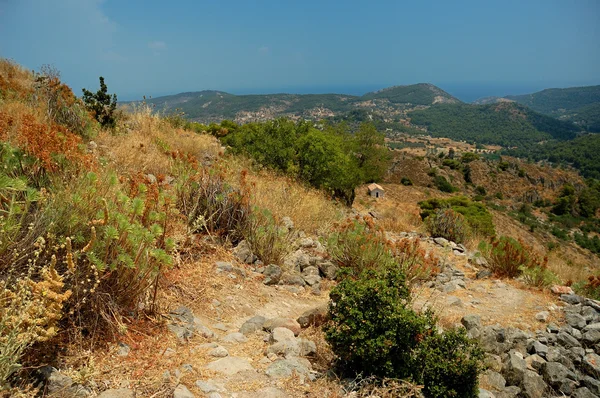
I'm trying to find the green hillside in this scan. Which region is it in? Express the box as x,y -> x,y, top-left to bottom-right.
506,133 -> 600,179
408,102 -> 580,147
506,86 -> 600,132
362,83 -> 460,105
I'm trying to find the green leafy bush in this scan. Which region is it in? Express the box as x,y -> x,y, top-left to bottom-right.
424,208 -> 471,244
82,76 -> 118,128
325,266 -> 483,397
415,328 -> 483,398
401,176 -> 413,186
419,196 -> 495,238
325,266 -> 435,378
433,175 -> 457,193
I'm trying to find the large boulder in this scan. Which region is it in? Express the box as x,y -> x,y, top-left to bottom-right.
297,304 -> 329,328
502,351 -> 527,386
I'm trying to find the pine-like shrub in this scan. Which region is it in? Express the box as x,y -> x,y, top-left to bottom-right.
425,208 -> 471,244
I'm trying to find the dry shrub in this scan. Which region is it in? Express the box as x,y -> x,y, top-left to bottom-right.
0,59 -> 34,101
0,109 -> 94,174
222,156 -> 342,235
182,168 -> 251,244
483,236 -> 551,282
390,238 -> 439,285
349,376 -> 423,398
378,205 -> 422,234
0,259 -> 71,388
98,105 -> 221,177
245,206 -> 293,265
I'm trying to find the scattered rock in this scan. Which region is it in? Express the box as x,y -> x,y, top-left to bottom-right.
208,346 -> 229,357
116,342 -> 130,357
582,352 -> 600,376
205,357 -> 254,376
173,384 -> 195,398
551,285 -> 575,295
43,367 -> 91,398
240,315 -> 267,335
233,240 -> 256,264
263,318 -> 302,336
535,311 -> 549,323
480,369 -> 506,391
476,269 -> 493,279
297,304 -> 329,328
265,357 -> 313,380
263,264 -> 283,285
520,370 -> 547,398
279,271 -> 306,286
215,261 -> 233,272
318,261 -> 339,279
462,314 -> 482,331
97,389 -> 134,398
221,332 -> 248,344
502,351 -> 527,386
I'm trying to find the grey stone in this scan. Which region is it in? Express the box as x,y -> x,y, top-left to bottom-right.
279,271 -> 306,286
562,294 -> 584,304
284,250 -> 310,270
281,217 -> 294,231
527,340 -> 548,358
535,311 -> 549,322
239,315 -> 267,335
484,353 -> 503,373
583,329 -> 600,346
478,389 -> 496,398
195,380 -> 221,394
541,362 -> 577,390
584,322 -> 600,332
303,274 -> 321,286
263,264 -> 282,285
173,384 -> 195,398
547,323 -> 560,333
480,326 -> 511,355
45,368 -> 91,398
462,314 -> 482,331
557,332 -> 582,348
481,369 -> 506,391
317,260 -> 338,279
502,351 -> 527,386
263,318 -> 301,335
496,386 -> 521,398
434,237 -> 450,246
583,352 -> 600,376
215,261 -> 233,272
583,376 -> 600,395
525,354 -> 546,371
476,269 -> 493,279
265,357 -> 312,379
116,342 -> 130,357
205,357 -> 254,376
298,338 -> 317,356
235,387 -> 289,398
208,346 -> 229,357
221,332 -> 248,344
271,327 -> 295,343
582,306 -> 600,323
573,387 -> 598,398
233,240 -> 256,264
572,328 -> 583,340
520,370 -> 547,398
447,296 -> 463,307
97,389 -> 134,398
566,312 -> 588,330
297,304 -> 329,328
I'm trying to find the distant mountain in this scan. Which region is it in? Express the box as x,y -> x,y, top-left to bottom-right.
361,83 -> 460,105
135,83 -> 461,124
408,101 -> 581,147
473,86 -> 600,132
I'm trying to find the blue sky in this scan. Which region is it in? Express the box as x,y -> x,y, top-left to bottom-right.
1,0 -> 599,101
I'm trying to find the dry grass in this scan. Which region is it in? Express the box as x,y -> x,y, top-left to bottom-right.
97,104 -> 222,177
0,59 -> 34,100
222,156 -> 344,235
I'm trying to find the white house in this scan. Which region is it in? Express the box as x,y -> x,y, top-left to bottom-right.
368,183 -> 385,199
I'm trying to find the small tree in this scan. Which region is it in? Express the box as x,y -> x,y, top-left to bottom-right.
82,76 -> 117,128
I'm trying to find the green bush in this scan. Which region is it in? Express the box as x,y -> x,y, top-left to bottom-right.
325,266 -> 483,397
325,266 -> 435,378
442,159 -> 462,170
434,175 -> 457,193
419,196 -> 495,238
401,176 -> 413,186
425,208 -> 471,244
82,76 -> 118,128
415,328 -> 483,398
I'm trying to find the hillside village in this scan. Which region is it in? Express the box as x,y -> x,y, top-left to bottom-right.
1,57 -> 600,398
